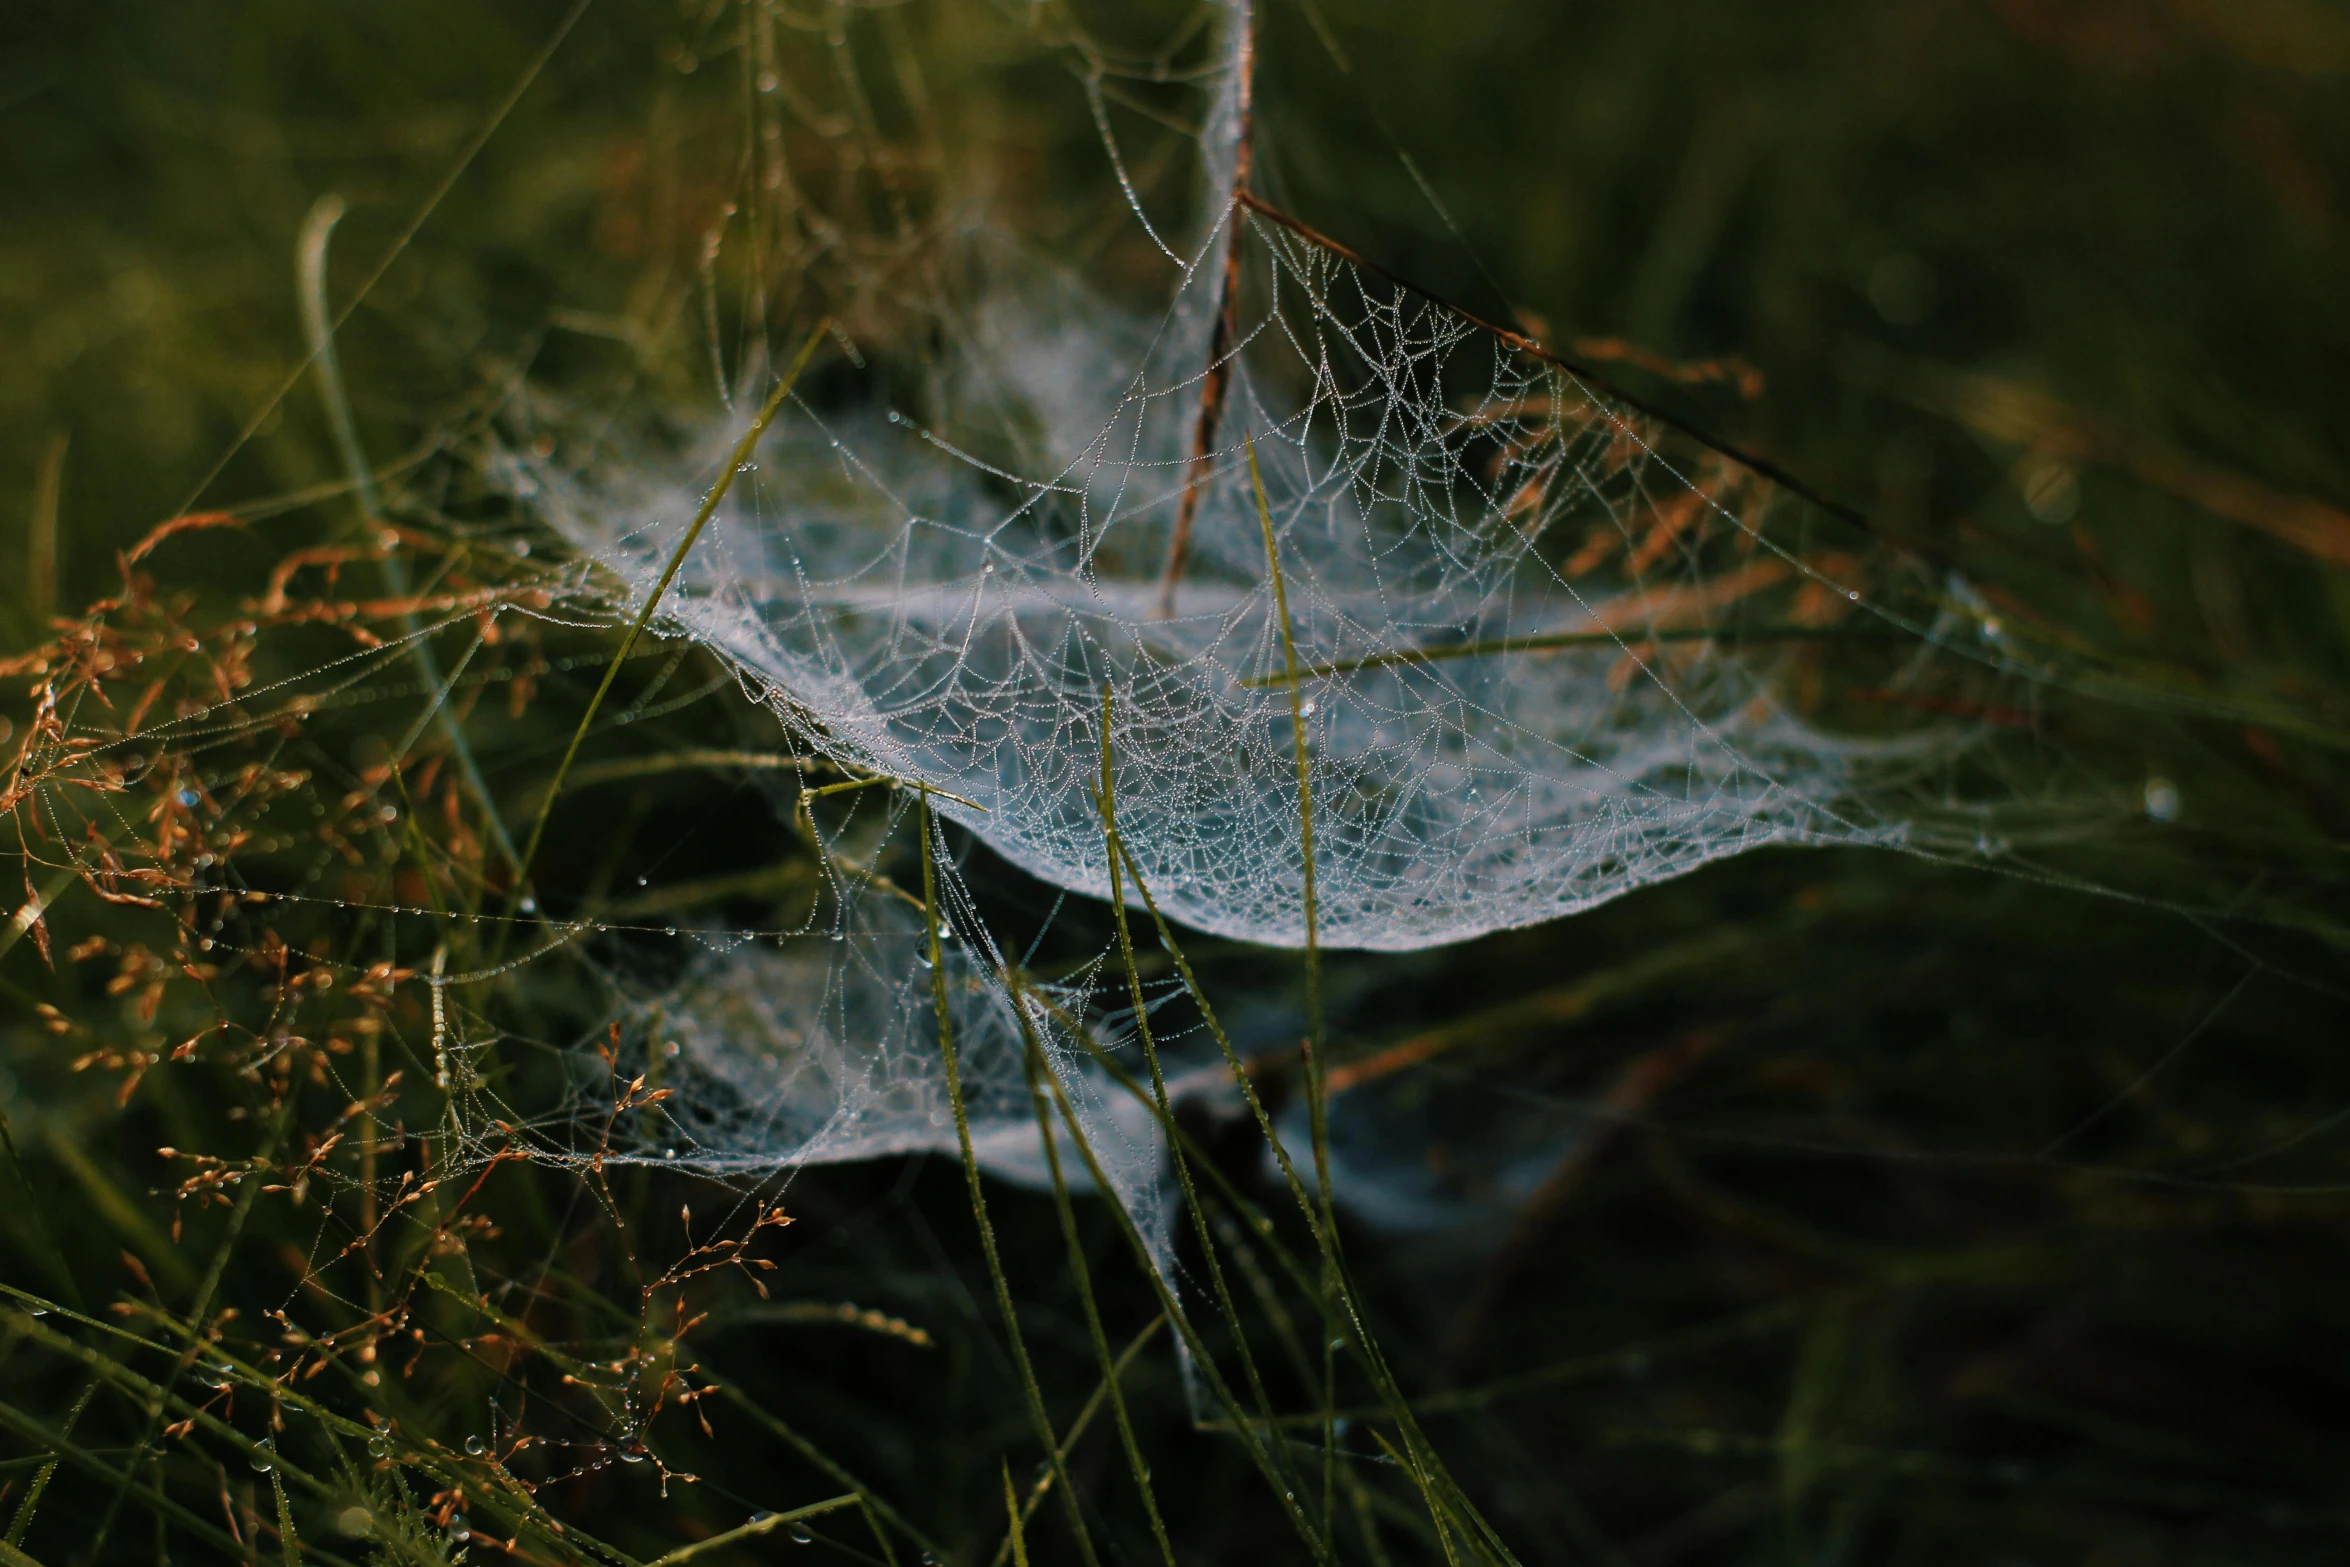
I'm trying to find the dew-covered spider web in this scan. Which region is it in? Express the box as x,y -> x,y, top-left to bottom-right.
482,0 -> 1940,1205
519,142 -> 1897,957
7,0 -> 1966,1240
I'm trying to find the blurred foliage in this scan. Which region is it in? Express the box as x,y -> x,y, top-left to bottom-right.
5,1 -> 2350,1565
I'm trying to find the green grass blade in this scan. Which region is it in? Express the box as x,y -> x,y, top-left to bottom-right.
1017,1012 -> 1177,1567
1093,684 -> 1319,1530
3,1376 -> 93,1549
1243,434 -> 1344,1536
987,1315 -> 1167,1567
269,1469 -> 300,1567
1001,1462 -> 1030,1567
509,319 -> 830,912
917,790 -> 1102,1567
1019,1025 -> 1337,1565
644,1495 -> 856,1567
298,194 -> 520,880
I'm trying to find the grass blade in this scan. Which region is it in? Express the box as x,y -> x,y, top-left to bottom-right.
1244,434 -> 1344,1535
509,319 -> 831,911
917,790 -> 1102,1567
3,1377 -> 93,1549
1017,1015 -> 1176,1567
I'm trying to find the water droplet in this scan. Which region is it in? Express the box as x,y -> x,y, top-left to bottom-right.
465,1434 -> 487,1457
250,1437 -> 275,1473
519,896 -> 537,915
757,70 -> 779,93
512,540 -> 531,558
663,1148 -> 677,1159
26,1304 -> 49,1318
664,1040 -> 681,1058
637,875 -> 649,886
447,1520 -> 471,1544
736,462 -> 758,474
177,788 -> 200,807
1299,700 -> 1317,717
199,937 -> 213,951
751,1513 -> 777,1527
665,927 -> 679,937
368,1434 -> 390,1458
620,1446 -> 647,1464
789,1523 -> 813,1545
1847,589 -> 1861,601
2142,776 -> 2182,824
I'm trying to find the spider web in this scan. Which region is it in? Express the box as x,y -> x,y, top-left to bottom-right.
2,0 -> 1945,1237
521,187 -> 1896,956
483,0 -> 1934,1217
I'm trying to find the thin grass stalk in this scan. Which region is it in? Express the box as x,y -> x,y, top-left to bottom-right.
508,319 -> 830,921
1092,686 -> 1316,1519
1103,786 -> 1520,1566
1020,1024 -> 1338,1567
916,790 -> 1103,1567
1014,1001 -> 1178,1567
1244,434 -> 1344,1534
3,1376 -> 93,1549
643,1495 -> 857,1567
1002,933 -> 1482,1518
172,0 -> 593,521
1370,1430 -> 1463,1567
693,1380 -> 925,1567
298,195 -> 520,881
1000,1462 -> 1030,1567
987,1316 -> 1168,1567
1006,969 -> 1332,1314
1209,1211 -> 1316,1396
